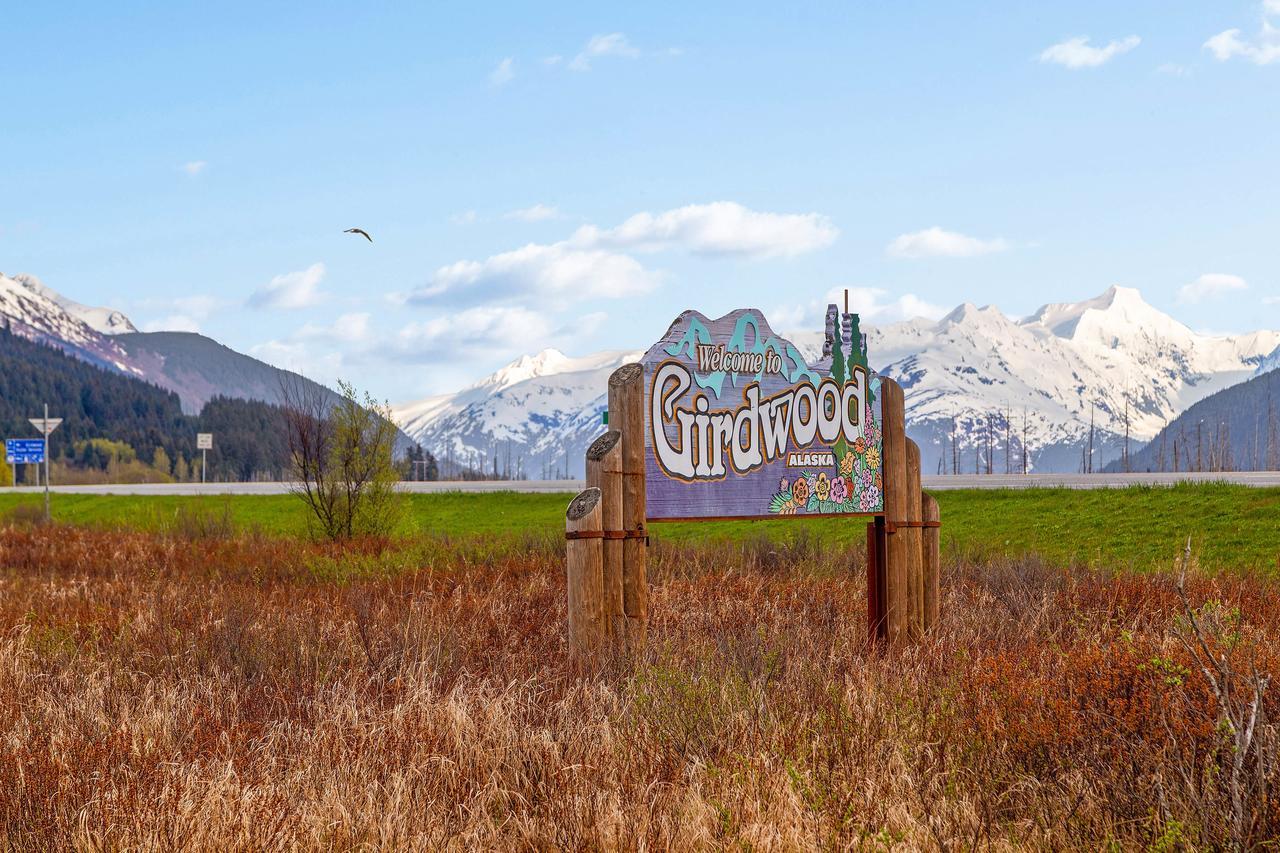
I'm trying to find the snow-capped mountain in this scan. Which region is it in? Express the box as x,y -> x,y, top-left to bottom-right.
395,286 -> 1280,476
1,272 -> 342,416
1255,344 -> 1280,377
7,272 -> 137,335
0,271 -> 147,375
394,349 -> 641,478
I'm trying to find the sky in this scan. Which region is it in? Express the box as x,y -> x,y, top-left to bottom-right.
2,1 -> 1279,402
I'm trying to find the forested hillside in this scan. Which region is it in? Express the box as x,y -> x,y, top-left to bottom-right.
1108,368 -> 1280,473
0,324 -> 292,481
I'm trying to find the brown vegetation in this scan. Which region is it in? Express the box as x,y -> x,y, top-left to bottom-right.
0,522 -> 1275,849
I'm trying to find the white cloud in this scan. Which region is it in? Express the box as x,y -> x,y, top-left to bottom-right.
295,312 -> 373,344
543,55 -> 563,66
137,294 -> 222,332
1039,35 -> 1141,68
504,203 -> 561,222
1204,1 -> 1280,64
414,202 -> 835,312
250,339 -> 344,382
250,314 -> 373,381
392,306 -> 553,361
451,210 -> 478,225
143,315 -> 203,333
489,57 -> 515,86
886,227 -> 1010,259
1156,62 -> 1191,76
1204,21 -> 1280,65
570,202 -> 838,258
574,311 -> 609,336
568,33 -> 640,71
413,243 -> 661,306
773,286 -> 948,332
182,161 -> 207,176
1263,295 -> 1280,305
1177,273 -> 1248,304
248,262 -> 328,310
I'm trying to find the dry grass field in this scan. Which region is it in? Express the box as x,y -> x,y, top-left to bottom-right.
0,515 -> 1277,849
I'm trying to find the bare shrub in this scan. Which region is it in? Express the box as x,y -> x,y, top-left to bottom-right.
1160,537 -> 1278,847
169,499 -> 234,540
280,376 -> 403,541
0,503 -> 47,528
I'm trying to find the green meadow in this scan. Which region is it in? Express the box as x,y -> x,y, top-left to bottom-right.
1,482 -> 1277,573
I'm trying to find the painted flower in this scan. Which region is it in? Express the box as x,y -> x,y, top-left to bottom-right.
829,474 -> 848,505
814,472 -> 831,501
779,477 -> 789,493
865,444 -> 881,472
852,437 -> 866,456
859,483 -> 882,512
858,466 -> 874,494
791,476 -> 810,506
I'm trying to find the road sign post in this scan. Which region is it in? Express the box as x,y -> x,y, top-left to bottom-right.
197,433 -> 213,483
29,405 -> 62,522
5,438 -> 46,489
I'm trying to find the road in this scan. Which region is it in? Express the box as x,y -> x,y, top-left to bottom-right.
2,471 -> 1280,496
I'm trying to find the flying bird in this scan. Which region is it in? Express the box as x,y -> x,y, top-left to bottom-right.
344,227 -> 373,242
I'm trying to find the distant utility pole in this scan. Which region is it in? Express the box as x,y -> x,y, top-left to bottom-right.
29,404 -> 63,522
1123,394 -> 1131,473
1004,407 -> 1011,474
1021,407 -> 1028,475
1087,403 -> 1096,474
1196,420 -> 1204,472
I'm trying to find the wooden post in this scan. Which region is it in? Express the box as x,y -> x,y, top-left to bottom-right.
586,431 -> 624,640
880,378 -> 909,646
866,521 -> 883,643
565,488 -> 605,652
609,363 -> 647,645
874,515 -> 887,642
904,439 -> 924,639
922,492 -> 941,631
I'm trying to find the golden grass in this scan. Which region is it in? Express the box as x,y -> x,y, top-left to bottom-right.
0,525 -> 1275,849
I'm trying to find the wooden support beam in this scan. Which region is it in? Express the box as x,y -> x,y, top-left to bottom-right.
866,521 -> 880,643
879,378 -> 909,646
922,492 -> 941,631
586,431 -> 624,640
905,438 -> 924,639
565,488 -> 604,653
609,363 -> 647,646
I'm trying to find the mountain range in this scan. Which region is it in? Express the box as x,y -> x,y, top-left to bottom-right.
5,271 -> 1278,478
0,271 -> 335,414
393,286 -> 1280,477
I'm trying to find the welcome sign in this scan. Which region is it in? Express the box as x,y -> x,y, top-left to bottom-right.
643,305 -> 884,521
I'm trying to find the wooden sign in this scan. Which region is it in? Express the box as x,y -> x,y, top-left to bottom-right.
641,305 -> 883,521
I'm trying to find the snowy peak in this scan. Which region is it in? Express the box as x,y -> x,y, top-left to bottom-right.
7,272 -> 137,334
1257,344 -> 1280,377
0,271 -> 145,377
475,348 -> 637,394
393,284 -> 1280,477
392,347 -> 642,470
1022,285 -> 1191,346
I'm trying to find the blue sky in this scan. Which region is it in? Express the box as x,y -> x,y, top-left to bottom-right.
3,1 -> 1278,400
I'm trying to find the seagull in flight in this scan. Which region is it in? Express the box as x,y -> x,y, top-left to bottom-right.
344,227 -> 373,242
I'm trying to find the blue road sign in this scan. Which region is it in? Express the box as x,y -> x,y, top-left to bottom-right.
4,439 -> 45,465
